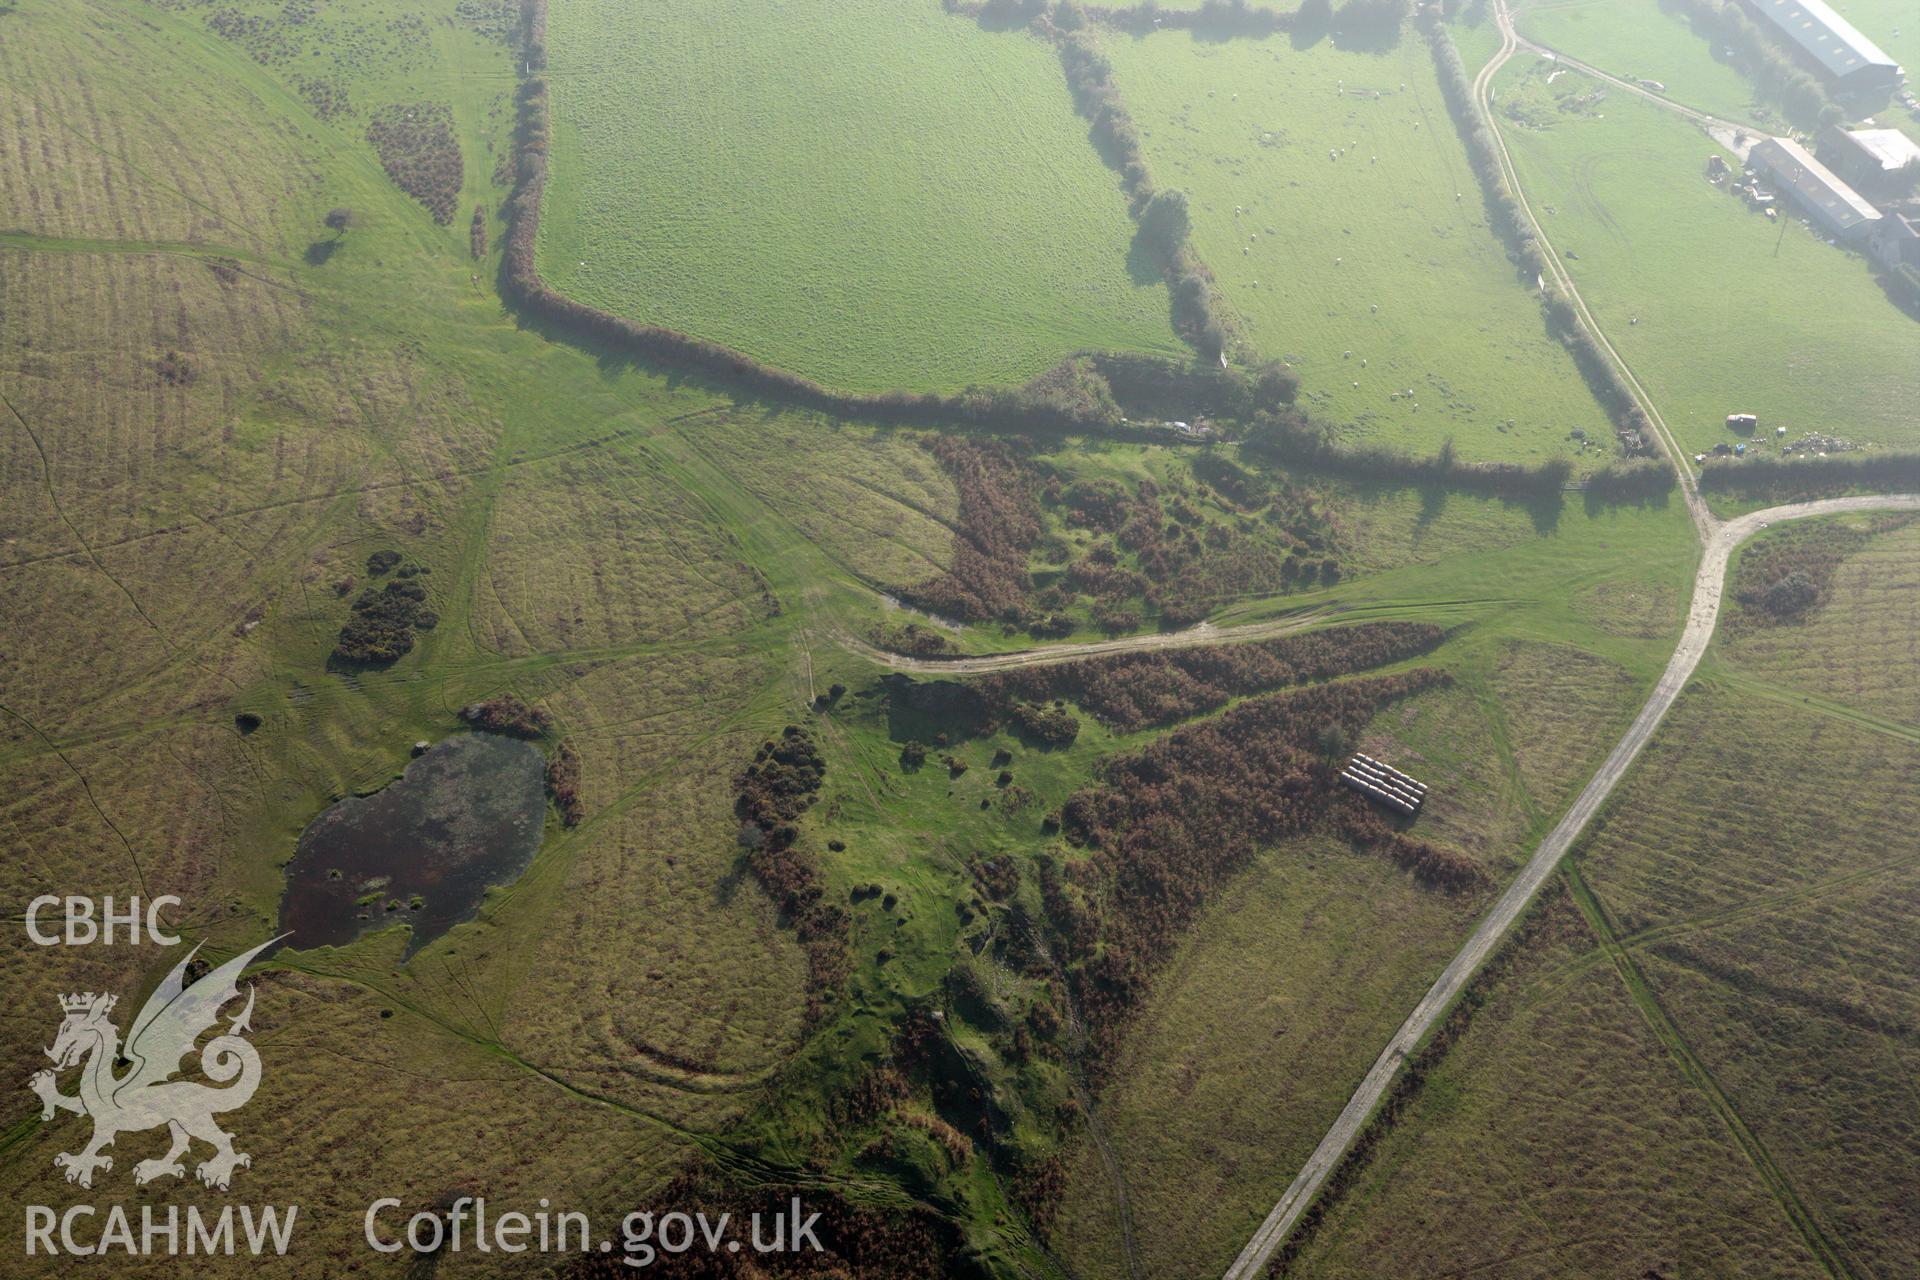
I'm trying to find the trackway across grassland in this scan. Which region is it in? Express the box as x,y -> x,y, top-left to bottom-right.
1220,492 -> 1920,1280
1216,9 -> 1920,1277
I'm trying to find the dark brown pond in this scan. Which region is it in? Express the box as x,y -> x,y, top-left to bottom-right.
278,733 -> 547,956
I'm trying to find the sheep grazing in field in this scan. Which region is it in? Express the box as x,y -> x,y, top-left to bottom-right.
1335,257 -> 1343,265
1371,303 -> 1379,313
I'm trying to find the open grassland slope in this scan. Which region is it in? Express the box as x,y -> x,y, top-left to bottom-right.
1282,883 -> 1827,1279
0,0 -> 824,1262
536,0 -> 1184,394
1102,27 -> 1617,466
1720,512 -> 1920,729
1568,680 -> 1920,1279
1494,57 -> 1920,455
1046,635 -> 1645,1279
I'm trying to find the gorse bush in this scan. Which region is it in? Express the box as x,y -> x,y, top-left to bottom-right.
1728,520 -> 1881,628
365,103 -> 463,224
1045,668 -> 1458,1063
545,739 -> 583,826
458,693 -> 553,738
900,437 -> 1042,624
733,725 -> 845,1024
982,622 -> 1448,731
333,574 -> 438,666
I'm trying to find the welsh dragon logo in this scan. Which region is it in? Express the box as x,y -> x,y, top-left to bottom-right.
29,937 -> 278,1191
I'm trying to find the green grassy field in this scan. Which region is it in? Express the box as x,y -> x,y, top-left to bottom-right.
1496,56 -> 1920,455
1102,28 -> 1618,467
536,0 -> 1185,393
1512,0 -> 1771,124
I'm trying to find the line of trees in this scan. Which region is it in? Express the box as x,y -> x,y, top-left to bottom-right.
1422,16 -> 1655,454
1056,31 -> 1231,359
1064,0 -> 1294,37
1244,410 -> 1576,499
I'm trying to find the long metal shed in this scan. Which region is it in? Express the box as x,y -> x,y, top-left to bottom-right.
1742,0 -> 1903,93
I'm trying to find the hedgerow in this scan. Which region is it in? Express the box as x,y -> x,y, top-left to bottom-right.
1245,410 -> 1573,499
1699,452 -> 1920,501
1421,16 -> 1652,454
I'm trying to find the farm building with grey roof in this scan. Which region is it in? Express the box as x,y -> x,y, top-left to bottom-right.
1751,136 -> 1883,240
1823,127 -> 1920,193
1742,0 -> 1904,94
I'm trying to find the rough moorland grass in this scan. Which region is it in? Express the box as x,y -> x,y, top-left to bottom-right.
1512,0 -> 1770,124
0,0 -> 314,248
1567,682 -> 1920,1279
1284,883 -> 1827,1279
1720,516 -> 1920,727
0,0 -> 813,1261
1102,28 -> 1616,466
537,0 -> 1184,393
1495,57 -> 1920,454
682,415 -> 960,596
